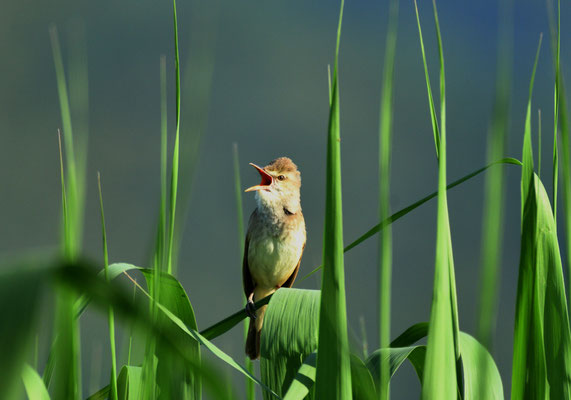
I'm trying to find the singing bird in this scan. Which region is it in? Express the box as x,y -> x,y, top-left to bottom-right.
243,157 -> 306,360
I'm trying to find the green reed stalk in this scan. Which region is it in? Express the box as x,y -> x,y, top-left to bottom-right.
377,0 -> 398,398
476,0 -> 512,393
414,2 -> 459,398
167,0 -> 182,275
552,0 -> 560,221
314,0 -> 352,398
50,25 -> 83,400
97,173 -> 118,400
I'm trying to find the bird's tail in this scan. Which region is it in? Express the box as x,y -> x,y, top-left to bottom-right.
245,303 -> 268,360
245,317 -> 261,360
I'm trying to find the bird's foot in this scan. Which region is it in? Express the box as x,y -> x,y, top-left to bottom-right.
245,300 -> 257,319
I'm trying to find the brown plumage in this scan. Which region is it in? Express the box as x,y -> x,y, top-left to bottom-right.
243,157 -> 306,359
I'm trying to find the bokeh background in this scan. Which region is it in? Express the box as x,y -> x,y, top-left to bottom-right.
2,0 -> 571,397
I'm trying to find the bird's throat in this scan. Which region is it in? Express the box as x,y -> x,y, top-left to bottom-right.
255,190 -> 300,221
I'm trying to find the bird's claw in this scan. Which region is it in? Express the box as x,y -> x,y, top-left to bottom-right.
245,300 -> 257,319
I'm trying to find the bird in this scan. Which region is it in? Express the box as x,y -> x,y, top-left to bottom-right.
242,157 -> 306,360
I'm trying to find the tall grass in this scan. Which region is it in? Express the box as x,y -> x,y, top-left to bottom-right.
50,22 -> 87,399
476,0 -> 513,394
377,0 -> 398,398
4,1 -> 571,400
414,2 -> 459,398
96,173 -> 118,400
314,0 -> 353,398
548,0 -> 571,315
166,0 -> 182,276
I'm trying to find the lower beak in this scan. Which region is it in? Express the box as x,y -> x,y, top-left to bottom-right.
245,163 -> 273,192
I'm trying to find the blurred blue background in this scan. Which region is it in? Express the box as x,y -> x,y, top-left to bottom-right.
1,0 -> 570,397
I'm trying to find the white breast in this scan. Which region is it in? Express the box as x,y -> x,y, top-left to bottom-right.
248,227 -> 305,290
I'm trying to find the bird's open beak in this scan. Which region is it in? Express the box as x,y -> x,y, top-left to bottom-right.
245,163 -> 273,192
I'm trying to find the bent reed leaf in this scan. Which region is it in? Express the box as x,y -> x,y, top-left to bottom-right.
459,333 -> 503,400
22,363 -> 51,400
261,288 -> 321,399
57,262 -> 280,399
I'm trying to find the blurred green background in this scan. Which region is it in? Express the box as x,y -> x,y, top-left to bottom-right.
1,0 -> 570,397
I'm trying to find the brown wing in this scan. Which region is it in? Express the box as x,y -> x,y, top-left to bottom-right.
242,232 -> 255,299
280,241 -> 305,289
243,212 -> 256,299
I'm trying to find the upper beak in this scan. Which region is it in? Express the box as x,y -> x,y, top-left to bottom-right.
245,163 -> 273,192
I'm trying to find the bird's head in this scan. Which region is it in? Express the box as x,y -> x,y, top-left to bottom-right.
245,157 -> 302,214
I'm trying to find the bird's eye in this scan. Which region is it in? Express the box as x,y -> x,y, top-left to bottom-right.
277,175 -> 286,181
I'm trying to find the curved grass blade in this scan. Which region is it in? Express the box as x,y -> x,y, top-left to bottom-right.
350,354 -> 376,400
261,288 -> 321,399
96,263 -> 273,398
109,264 -> 202,399
75,262 -> 270,342
390,322 -> 428,348
300,158 -> 521,282
366,330 -> 503,399
77,262 -> 199,398
367,327 -> 429,392
281,323 -> 430,399
22,364 -> 50,400
282,352 -> 376,400
144,290 -> 279,398
86,385 -> 109,400
283,353 -> 317,400
459,332 -> 503,400
366,346 -> 426,389
117,365 -> 142,400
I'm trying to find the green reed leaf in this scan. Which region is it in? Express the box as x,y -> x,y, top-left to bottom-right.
261,288 -> 320,399
377,0 -> 398,397
511,35 -> 547,400
314,0 -> 352,398
22,364 -> 50,400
